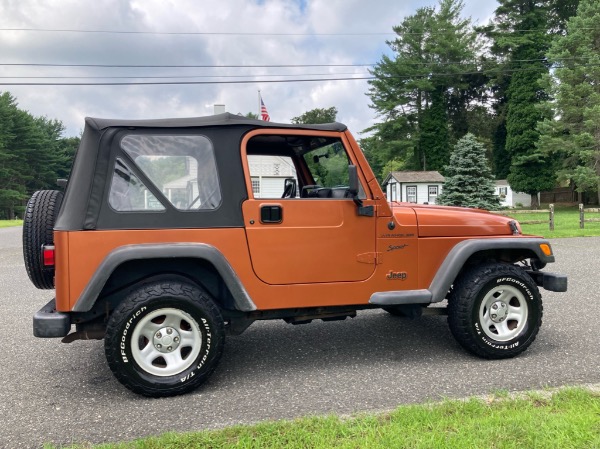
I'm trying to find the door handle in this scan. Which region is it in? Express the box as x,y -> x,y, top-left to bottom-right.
260,205 -> 283,223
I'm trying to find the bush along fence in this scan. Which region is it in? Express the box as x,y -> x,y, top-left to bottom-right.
491,204 -> 555,230
579,204 -> 600,229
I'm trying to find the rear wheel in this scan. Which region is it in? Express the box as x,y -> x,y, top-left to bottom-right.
104,281 -> 225,397
448,263 -> 542,359
22,190 -> 63,289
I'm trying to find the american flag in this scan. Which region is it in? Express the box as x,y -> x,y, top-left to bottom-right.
260,95 -> 270,121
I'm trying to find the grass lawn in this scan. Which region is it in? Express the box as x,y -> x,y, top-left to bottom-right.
495,205 -> 600,238
0,219 -> 23,228
51,387 -> 599,449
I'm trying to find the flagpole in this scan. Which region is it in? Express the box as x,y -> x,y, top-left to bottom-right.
258,90 -> 261,120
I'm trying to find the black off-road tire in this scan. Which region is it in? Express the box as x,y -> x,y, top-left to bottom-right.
22,190 -> 63,289
448,263 -> 542,359
104,281 -> 225,397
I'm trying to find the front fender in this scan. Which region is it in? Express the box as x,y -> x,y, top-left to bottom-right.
370,237 -> 558,306
428,237 -> 555,302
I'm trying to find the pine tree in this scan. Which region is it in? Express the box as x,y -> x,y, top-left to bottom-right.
0,92 -> 27,219
0,91 -> 75,219
482,0 -> 579,205
492,122 -> 510,179
417,86 -> 450,172
537,0 -> 600,204
505,39 -> 556,208
437,134 -> 501,209
367,0 -> 480,171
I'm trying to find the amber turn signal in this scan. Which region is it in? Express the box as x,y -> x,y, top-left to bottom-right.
539,243 -> 552,257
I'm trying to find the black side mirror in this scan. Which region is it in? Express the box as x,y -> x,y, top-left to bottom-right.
348,165 -> 374,217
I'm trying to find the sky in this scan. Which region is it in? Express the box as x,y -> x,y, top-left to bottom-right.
1,0 -> 498,138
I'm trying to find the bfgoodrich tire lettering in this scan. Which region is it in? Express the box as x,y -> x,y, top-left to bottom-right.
104,281 -> 224,397
448,263 -> 542,359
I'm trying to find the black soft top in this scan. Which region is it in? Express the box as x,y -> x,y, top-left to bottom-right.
86,113 -> 347,132
55,113 -> 348,231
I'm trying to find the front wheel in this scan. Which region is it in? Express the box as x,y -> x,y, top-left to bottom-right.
448,263 -> 542,359
104,281 -> 224,397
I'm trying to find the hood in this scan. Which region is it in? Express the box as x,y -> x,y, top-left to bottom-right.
392,203 -> 517,237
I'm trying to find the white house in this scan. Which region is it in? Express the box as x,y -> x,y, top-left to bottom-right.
495,180 -> 535,208
247,155 -> 297,198
383,171 -> 445,204
162,157 -> 199,208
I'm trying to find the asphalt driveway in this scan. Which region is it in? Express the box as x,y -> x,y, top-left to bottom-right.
0,226 -> 598,448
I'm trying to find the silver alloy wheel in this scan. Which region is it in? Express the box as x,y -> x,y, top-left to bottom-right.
479,285 -> 528,342
130,308 -> 202,377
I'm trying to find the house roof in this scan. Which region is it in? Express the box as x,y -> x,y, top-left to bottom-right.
495,180 -> 509,186
384,171 -> 445,184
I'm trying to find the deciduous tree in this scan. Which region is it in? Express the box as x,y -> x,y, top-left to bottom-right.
291,107 -> 337,125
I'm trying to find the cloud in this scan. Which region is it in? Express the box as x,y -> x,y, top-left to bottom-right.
0,0 -> 498,137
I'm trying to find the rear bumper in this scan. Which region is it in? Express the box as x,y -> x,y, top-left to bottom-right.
528,271 -> 568,292
33,299 -> 71,338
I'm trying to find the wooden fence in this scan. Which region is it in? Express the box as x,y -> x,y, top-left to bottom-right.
579,204 -> 600,228
491,204 -> 555,230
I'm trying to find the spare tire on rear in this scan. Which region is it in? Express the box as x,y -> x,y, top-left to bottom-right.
23,190 -> 63,289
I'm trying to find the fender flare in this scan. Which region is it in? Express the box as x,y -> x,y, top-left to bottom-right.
370,237 -> 555,306
72,243 -> 257,312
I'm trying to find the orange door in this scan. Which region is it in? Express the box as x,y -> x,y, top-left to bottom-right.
243,198 -> 377,285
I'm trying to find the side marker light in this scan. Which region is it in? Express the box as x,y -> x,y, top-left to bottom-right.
540,243 -> 552,257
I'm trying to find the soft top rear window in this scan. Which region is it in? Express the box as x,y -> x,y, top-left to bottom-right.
119,134 -> 222,211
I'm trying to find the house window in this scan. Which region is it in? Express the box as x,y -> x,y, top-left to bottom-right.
407,185 -> 417,203
247,155 -> 298,198
428,185 -> 438,204
251,178 -> 260,195
498,187 -> 508,198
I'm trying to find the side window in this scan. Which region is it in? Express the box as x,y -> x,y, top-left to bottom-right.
245,134 -> 365,200
120,135 -> 222,210
247,155 -> 298,198
302,141 -> 349,189
301,139 -> 365,199
109,158 -> 165,212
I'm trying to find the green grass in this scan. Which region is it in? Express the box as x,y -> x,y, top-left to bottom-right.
499,205 -> 600,238
51,387 -> 600,449
0,219 -> 23,228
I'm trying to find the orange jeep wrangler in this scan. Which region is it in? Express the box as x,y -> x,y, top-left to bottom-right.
23,114 -> 567,397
